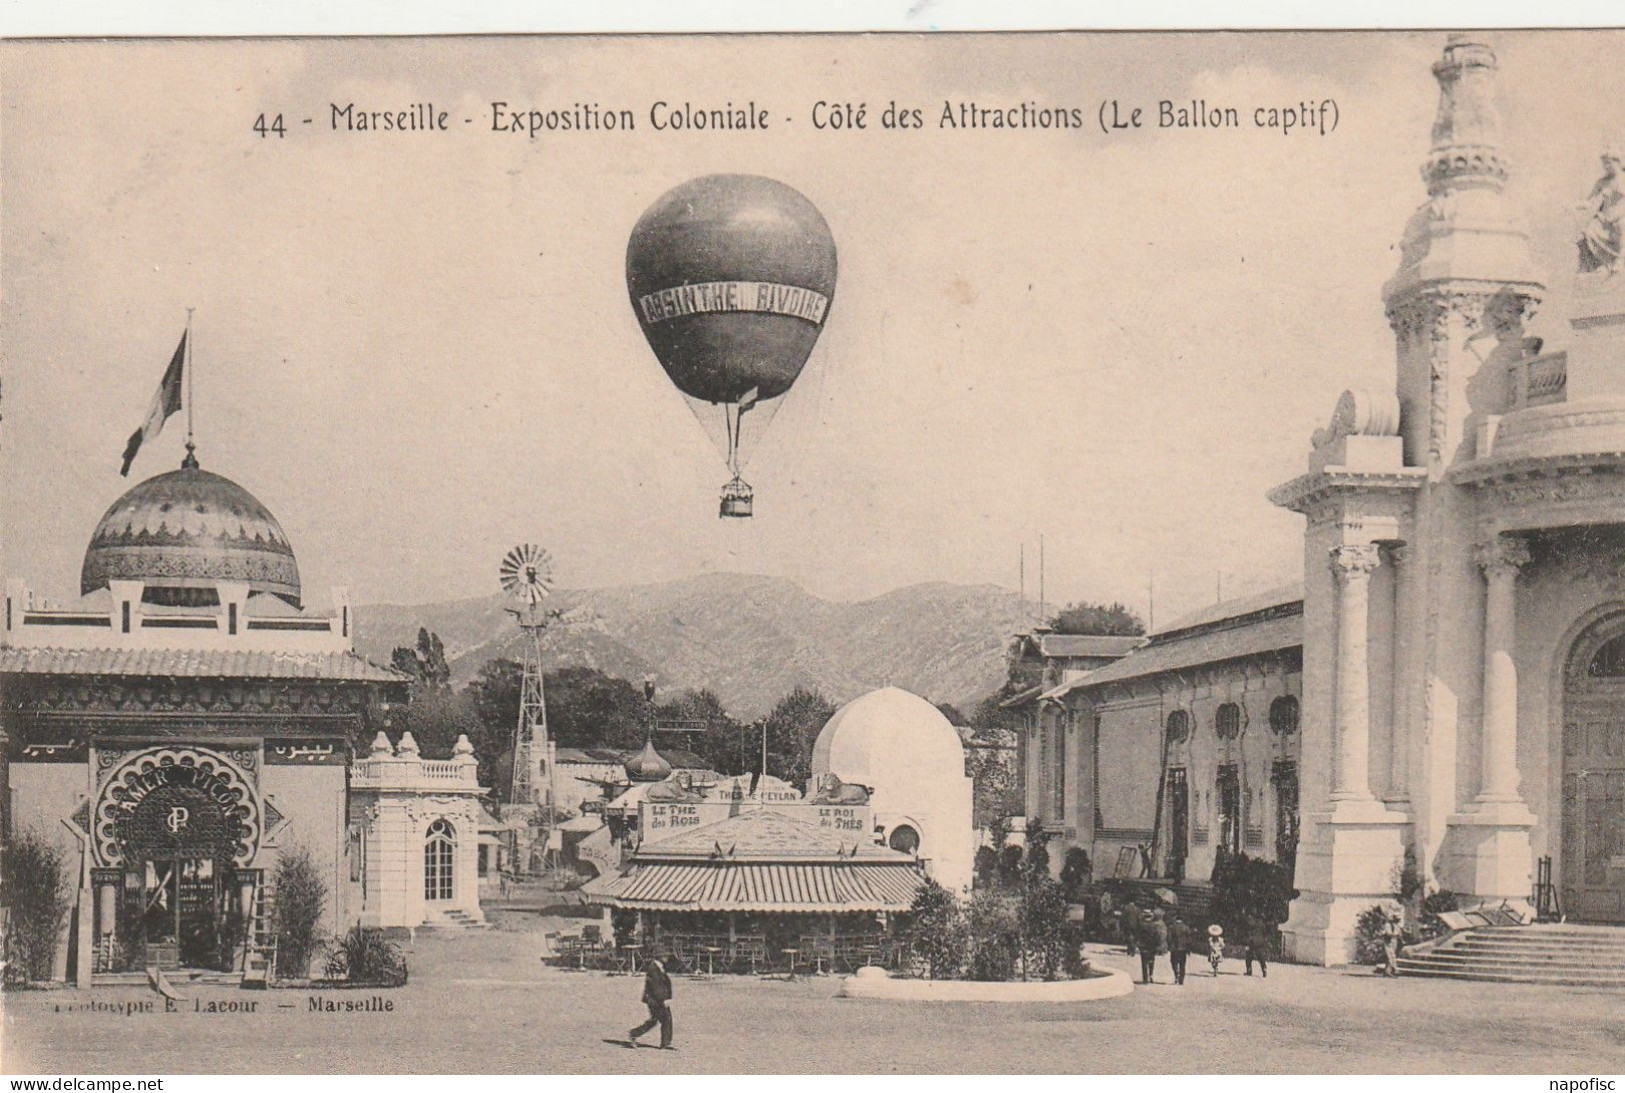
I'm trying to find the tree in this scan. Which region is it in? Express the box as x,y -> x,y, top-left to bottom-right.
657,688 -> 740,774
390,627 -> 451,689
1047,601 -> 1146,637
904,879 -> 968,980
934,702 -> 967,726
272,844 -> 328,980
465,658 -> 523,797
399,686 -> 491,780
542,666 -> 649,751
760,686 -> 836,786
1,831 -> 69,984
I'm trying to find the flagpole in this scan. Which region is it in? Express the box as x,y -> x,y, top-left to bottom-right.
184,308 -> 196,468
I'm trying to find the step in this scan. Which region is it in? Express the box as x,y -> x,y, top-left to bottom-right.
1411,954 -> 1625,973
1396,964 -> 1625,987
1445,942 -> 1625,957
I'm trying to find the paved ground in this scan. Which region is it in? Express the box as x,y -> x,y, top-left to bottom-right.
6,917 -> 1624,1074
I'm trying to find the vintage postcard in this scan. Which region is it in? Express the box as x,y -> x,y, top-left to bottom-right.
3,27 -> 1625,1078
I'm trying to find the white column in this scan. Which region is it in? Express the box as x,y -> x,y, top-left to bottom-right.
1331,543 -> 1382,804
1387,543 -> 1414,804
1474,535 -> 1530,806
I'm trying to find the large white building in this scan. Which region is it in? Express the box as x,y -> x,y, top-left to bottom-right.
1021,35 -> 1625,963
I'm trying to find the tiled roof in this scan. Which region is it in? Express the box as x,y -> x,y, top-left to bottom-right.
637,808 -> 910,862
1061,612 -> 1302,691
0,646 -> 405,683
1038,634 -> 1145,658
582,860 -> 925,912
555,746 -> 712,771
1156,582 -> 1304,637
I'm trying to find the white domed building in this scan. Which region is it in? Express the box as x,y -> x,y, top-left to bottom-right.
811,687 -> 974,893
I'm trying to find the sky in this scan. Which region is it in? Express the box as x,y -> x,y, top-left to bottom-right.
4,31 -> 1624,622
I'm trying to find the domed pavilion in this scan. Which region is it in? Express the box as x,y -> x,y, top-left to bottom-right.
0,453 -> 425,984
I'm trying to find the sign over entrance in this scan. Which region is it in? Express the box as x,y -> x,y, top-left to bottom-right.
95,747 -> 260,868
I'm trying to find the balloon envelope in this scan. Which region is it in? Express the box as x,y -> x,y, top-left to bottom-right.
627,174 -> 837,406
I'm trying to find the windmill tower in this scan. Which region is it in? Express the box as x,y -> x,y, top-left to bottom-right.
499,544 -> 559,867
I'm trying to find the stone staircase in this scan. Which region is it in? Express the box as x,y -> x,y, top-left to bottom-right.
1398,923 -> 1625,987
420,907 -> 490,932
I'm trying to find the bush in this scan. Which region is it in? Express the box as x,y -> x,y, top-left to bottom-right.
973,845 -> 999,889
1418,889 -> 1460,941
996,845 -> 1024,887
1058,847 -> 1091,901
272,845 -> 328,979
1354,903 -> 1400,965
905,879 -> 968,979
966,891 -> 1019,981
1209,849 -> 1296,935
1019,873 -> 1071,980
1,832 -> 71,985
324,925 -> 407,986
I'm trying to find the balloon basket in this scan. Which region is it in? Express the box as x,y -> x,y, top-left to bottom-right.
719,477 -> 753,519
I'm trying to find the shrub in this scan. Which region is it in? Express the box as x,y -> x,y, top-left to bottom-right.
272,845 -> 328,979
996,845 -> 1024,887
324,925 -> 407,986
905,879 -> 968,979
1,832 -> 71,985
1019,872 -> 1071,980
1354,903 -> 1400,965
1418,889 -> 1460,941
973,845 -> 999,889
966,890 -> 1019,981
1209,849 -> 1296,935
1058,847 -> 1091,901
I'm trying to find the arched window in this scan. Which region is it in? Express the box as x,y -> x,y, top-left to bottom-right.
1269,696 -> 1300,736
425,819 -> 454,902
887,824 -> 920,855
1165,709 -> 1190,744
1215,702 -> 1242,741
1589,634 -> 1625,677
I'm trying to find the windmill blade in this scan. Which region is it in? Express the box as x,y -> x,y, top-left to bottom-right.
499,543 -> 555,604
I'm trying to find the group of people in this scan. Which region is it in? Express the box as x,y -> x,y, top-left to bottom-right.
1117,898 -> 1274,985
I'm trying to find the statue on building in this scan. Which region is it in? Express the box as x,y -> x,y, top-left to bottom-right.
644,770 -> 703,803
1578,149 -> 1625,275
812,772 -> 871,805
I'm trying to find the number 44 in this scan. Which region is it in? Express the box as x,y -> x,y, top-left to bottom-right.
253,113 -> 286,138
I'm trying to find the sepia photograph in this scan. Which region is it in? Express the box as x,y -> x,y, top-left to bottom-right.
2,22 -> 1624,1077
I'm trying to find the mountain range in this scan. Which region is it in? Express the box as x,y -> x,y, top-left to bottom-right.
353,574 -> 1031,719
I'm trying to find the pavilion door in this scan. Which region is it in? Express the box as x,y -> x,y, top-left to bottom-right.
1562,705 -> 1625,923
1167,768 -> 1189,883
137,857 -> 226,969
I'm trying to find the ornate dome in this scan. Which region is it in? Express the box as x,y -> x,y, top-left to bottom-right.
811,686 -> 965,790
624,739 -> 673,783
81,464 -> 301,606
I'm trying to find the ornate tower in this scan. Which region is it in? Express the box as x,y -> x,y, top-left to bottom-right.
1382,35 -> 1545,903
1272,35 -> 1547,962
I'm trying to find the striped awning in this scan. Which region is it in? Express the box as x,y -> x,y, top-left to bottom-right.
584,861 -> 926,913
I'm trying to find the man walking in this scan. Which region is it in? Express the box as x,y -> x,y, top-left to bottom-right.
628,947 -> 674,1049
1119,897 -> 1141,956
1380,910 -> 1404,978
1167,913 -> 1192,985
1242,912 -> 1271,978
1139,909 -> 1167,984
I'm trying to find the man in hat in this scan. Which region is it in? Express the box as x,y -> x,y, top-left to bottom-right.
1380,910 -> 1404,978
628,946 -> 675,1049
1166,913 -> 1193,985
1241,912 -> 1271,978
1119,896 -> 1141,956
1139,909 -> 1167,985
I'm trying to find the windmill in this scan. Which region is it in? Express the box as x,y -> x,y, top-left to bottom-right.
500,544 -> 560,866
